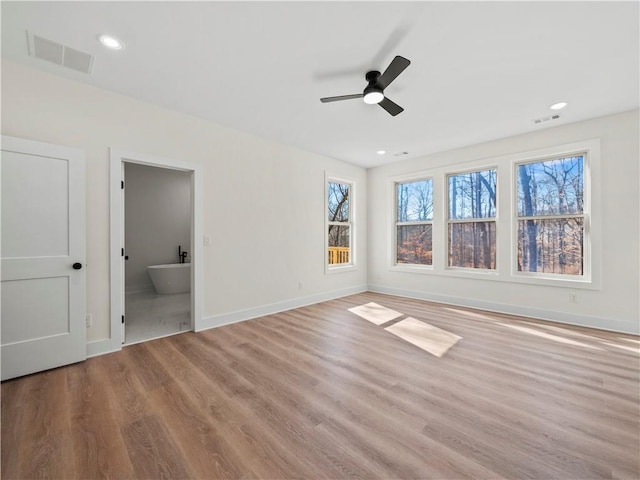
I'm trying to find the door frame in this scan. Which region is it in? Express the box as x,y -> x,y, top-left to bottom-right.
109,149 -> 202,351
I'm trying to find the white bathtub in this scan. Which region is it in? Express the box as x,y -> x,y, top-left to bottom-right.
147,263 -> 191,294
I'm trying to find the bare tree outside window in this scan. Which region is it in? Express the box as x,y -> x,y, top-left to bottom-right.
396,179 -> 433,265
516,155 -> 584,275
327,181 -> 351,265
447,169 -> 497,269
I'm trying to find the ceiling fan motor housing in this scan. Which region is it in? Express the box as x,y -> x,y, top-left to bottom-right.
363,71 -> 384,104
365,70 -> 381,84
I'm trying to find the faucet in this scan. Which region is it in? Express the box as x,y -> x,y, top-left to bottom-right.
178,245 -> 188,264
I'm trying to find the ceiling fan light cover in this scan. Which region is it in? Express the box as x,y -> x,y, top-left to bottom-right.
363,88 -> 384,105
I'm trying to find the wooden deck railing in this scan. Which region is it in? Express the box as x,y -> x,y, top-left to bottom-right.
328,247 -> 350,265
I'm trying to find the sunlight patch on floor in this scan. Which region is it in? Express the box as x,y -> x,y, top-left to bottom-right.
523,322 -> 604,342
601,342 -> 640,354
348,302 -> 403,325
385,317 -> 462,357
498,323 -> 603,350
443,307 -> 497,322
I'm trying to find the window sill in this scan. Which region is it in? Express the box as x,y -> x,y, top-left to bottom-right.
390,264 -> 434,274
326,264 -> 357,275
387,264 -> 598,290
509,271 -> 598,290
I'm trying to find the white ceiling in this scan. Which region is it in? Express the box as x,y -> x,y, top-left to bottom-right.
2,1 -> 638,168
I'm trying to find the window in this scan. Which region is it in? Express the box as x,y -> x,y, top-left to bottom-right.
516,154 -> 585,276
387,141 -> 597,286
447,168 -> 497,269
395,178 -> 433,265
327,180 -> 352,267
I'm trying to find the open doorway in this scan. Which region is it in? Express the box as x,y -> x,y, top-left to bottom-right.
110,150 -> 202,350
123,162 -> 192,344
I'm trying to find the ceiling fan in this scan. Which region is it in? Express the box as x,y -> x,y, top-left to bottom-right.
320,55 -> 411,116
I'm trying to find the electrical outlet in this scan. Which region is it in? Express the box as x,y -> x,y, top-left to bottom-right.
86,314 -> 93,327
298,281 -> 303,290
569,292 -> 578,304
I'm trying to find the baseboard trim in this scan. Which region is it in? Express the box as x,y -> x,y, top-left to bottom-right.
368,284 -> 639,335
90,282 -> 634,358
85,285 -> 368,358
198,285 -> 368,332
86,339 -> 119,358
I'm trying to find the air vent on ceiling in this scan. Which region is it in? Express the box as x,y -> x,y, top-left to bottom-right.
27,31 -> 94,74
393,151 -> 409,157
532,114 -> 560,125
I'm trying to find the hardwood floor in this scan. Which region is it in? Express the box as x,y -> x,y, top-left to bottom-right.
2,292 -> 639,479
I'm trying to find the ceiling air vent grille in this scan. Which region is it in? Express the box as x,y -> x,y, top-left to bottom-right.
532,114 -> 560,125
27,31 -> 94,74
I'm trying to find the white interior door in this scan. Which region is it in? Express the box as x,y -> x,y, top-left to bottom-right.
1,136 -> 86,381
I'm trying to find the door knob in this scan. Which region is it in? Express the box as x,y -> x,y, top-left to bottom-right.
72,262 -> 82,270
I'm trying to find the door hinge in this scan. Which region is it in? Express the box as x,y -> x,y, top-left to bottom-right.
121,180 -> 124,189
122,315 -> 125,324
121,247 -> 124,257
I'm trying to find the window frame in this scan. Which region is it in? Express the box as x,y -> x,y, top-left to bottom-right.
394,176 -> 435,269
384,139 -> 600,290
512,150 -> 592,284
445,166 -> 498,272
325,175 -> 356,273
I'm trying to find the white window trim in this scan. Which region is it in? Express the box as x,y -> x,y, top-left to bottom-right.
325,174 -> 356,274
445,166 -> 499,272
386,139 -> 601,290
392,176 -> 435,271
509,144 -> 598,288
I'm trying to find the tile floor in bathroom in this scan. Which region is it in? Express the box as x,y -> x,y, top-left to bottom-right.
124,291 -> 191,345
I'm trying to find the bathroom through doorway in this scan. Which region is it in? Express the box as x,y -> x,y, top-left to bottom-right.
109,150 -> 202,350
123,162 -> 192,344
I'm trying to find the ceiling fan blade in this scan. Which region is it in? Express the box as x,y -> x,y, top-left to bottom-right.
377,55 -> 411,90
320,93 -> 364,103
379,97 -> 404,116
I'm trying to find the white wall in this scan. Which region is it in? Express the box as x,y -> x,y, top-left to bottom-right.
2,59 -> 637,345
1,60 -> 368,347
124,163 -> 191,292
368,109 -> 640,334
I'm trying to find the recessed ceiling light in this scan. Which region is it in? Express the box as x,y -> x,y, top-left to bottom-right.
550,102 -> 568,110
377,150 -> 386,155
98,34 -> 124,50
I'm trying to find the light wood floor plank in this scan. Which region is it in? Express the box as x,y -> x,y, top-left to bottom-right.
2,292 -> 638,479
121,414 -> 194,479
68,360 -> 135,479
